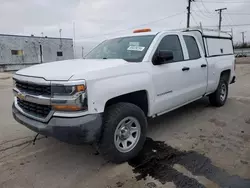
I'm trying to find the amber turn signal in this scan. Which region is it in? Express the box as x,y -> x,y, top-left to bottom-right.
76,85 -> 86,92
52,105 -> 82,111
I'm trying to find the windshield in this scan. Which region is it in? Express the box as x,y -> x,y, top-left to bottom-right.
85,35 -> 155,62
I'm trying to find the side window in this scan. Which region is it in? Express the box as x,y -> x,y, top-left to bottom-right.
57,51 -> 63,57
156,35 -> 184,62
183,35 -> 201,60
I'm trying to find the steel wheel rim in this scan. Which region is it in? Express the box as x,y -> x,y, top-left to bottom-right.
220,83 -> 227,101
114,117 -> 141,153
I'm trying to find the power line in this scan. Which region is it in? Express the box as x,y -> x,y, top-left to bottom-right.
193,2 -> 210,18
200,0 -> 210,12
191,14 -> 199,26
191,11 -> 201,23
227,14 -> 235,25
193,2 -> 214,19
204,23 -> 250,28
200,0 -> 213,14
193,11 -> 250,16
80,12 -> 185,40
223,13 -> 250,16
221,10 -> 234,27
178,18 -> 185,28
191,7 -> 213,25
224,14 -> 234,26
198,1 -> 250,4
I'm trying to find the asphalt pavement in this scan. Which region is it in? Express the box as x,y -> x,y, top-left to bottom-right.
0,65 -> 250,188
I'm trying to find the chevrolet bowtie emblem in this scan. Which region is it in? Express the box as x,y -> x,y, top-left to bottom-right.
17,93 -> 26,100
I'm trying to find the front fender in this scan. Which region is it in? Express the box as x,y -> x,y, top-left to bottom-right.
87,73 -> 154,115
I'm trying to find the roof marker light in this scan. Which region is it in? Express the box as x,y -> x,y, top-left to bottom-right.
133,28 -> 152,33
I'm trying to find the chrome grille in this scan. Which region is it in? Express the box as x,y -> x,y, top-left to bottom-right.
15,80 -> 51,95
17,98 -> 51,118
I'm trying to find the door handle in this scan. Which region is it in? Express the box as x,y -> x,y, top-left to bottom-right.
201,64 -> 207,68
182,67 -> 190,71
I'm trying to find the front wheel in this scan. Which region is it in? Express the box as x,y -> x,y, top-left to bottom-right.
209,77 -> 229,107
98,103 -> 147,163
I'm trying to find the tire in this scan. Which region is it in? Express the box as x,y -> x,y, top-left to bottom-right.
209,77 -> 229,107
98,102 -> 147,163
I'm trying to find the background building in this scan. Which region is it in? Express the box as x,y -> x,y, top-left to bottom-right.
0,34 -> 74,71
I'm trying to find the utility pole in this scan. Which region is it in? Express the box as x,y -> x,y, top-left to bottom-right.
59,29 -> 62,39
215,8 -> 227,31
59,29 -> 62,49
241,31 -> 246,45
241,31 -> 246,55
73,22 -> 76,59
231,28 -> 234,46
81,47 -> 84,58
39,44 -> 43,63
187,0 -> 194,28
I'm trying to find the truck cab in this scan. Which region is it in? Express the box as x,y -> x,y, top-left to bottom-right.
12,28 -> 236,163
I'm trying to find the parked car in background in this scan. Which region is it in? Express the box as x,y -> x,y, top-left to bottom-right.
235,53 -> 247,58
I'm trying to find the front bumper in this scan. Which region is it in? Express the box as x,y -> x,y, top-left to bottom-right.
12,104 -> 102,144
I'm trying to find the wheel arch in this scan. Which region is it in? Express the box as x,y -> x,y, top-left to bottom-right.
220,69 -> 231,83
104,90 -> 150,116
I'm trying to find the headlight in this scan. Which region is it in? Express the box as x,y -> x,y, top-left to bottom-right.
51,80 -> 88,112
51,84 -> 86,96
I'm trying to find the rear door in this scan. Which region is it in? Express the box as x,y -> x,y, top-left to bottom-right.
181,34 -> 208,100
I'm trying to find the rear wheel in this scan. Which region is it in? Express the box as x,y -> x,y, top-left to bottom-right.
209,77 -> 228,107
98,103 -> 147,163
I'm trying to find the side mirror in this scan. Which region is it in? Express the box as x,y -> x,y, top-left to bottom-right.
154,50 -> 174,65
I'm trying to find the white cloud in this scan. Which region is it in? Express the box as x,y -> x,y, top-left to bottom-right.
0,0 -> 249,56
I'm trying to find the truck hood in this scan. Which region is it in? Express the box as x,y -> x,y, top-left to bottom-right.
16,59 -> 128,81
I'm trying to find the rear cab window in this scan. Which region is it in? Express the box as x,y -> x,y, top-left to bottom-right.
183,35 -> 201,60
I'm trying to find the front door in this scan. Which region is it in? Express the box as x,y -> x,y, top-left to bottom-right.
151,34 -> 192,114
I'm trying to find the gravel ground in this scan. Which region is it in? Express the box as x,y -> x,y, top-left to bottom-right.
0,65 -> 250,188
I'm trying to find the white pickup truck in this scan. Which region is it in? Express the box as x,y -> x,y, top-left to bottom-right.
12,28 -> 236,163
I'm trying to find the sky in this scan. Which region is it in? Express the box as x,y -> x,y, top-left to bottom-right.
0,0 -> 249,57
